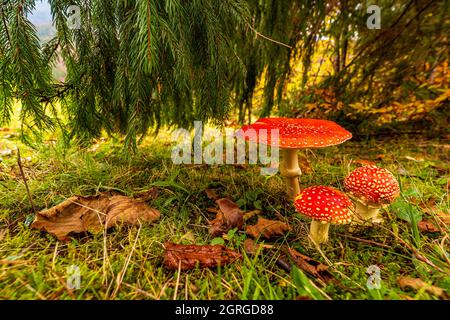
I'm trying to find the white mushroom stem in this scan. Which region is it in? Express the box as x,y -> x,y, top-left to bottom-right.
353,200 -> 382,224
310,220 -> 330,245
280,148 -> 301,200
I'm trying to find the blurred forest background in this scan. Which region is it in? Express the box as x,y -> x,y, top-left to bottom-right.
0,0 -> 448,145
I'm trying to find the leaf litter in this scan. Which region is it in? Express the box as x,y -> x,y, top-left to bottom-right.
163,242 -> 242,270
246,217 -> 291,239
243,239 -> 333,283
31,191 -> 160,241
397,276 -> 446,298
209,198 -> 244,236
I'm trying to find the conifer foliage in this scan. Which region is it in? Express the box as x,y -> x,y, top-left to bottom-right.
1,0 -> 248,146
1,0 -> 54,130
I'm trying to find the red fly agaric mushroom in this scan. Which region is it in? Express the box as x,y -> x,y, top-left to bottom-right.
294,186 -> 354,244
238,118 -> 352,200
344,165 -> 400,224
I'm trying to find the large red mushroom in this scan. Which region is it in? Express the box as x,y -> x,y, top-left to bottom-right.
238,118 -> 352,200
294,186 -> 354,244
344,165 -> 400,224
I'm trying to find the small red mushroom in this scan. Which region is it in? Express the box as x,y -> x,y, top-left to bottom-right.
294,186 -> 354,244
344,165 -> 400,224
238,118 -> 352,200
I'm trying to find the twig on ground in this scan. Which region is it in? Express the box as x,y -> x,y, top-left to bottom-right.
17,148 -> 37,214
111,224 -> 142,299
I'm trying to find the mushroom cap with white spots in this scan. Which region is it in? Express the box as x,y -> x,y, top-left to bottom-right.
237,118 -> 352,149
294,186 -> 354,224
344,165 -> 400,205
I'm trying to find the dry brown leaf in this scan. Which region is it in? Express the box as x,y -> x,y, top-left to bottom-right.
205,189 -> 219,200
419,212 -> 450,233
209,198 -> 243,236
243,238 -> 262,255
163,242 -> 242,270
31,193 -> 160,241
397,276 -> 445,298
244,241 -> 332,279
287,247 -> 333,283
209,211 -> 226,236
245,217 -> 291,239
418,220 -> 440,233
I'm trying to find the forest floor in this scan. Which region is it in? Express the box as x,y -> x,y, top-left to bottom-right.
0,126 -> 449,300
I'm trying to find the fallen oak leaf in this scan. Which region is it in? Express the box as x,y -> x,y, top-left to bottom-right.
163,242 -> 242,270
397,276 -> 445,298
216,198 -> 243,226
245,217 -> 291,239
286,247 -> 333,283
31,193 -> 160,241
418,220 -> 440,233
209,198 -> 244,236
